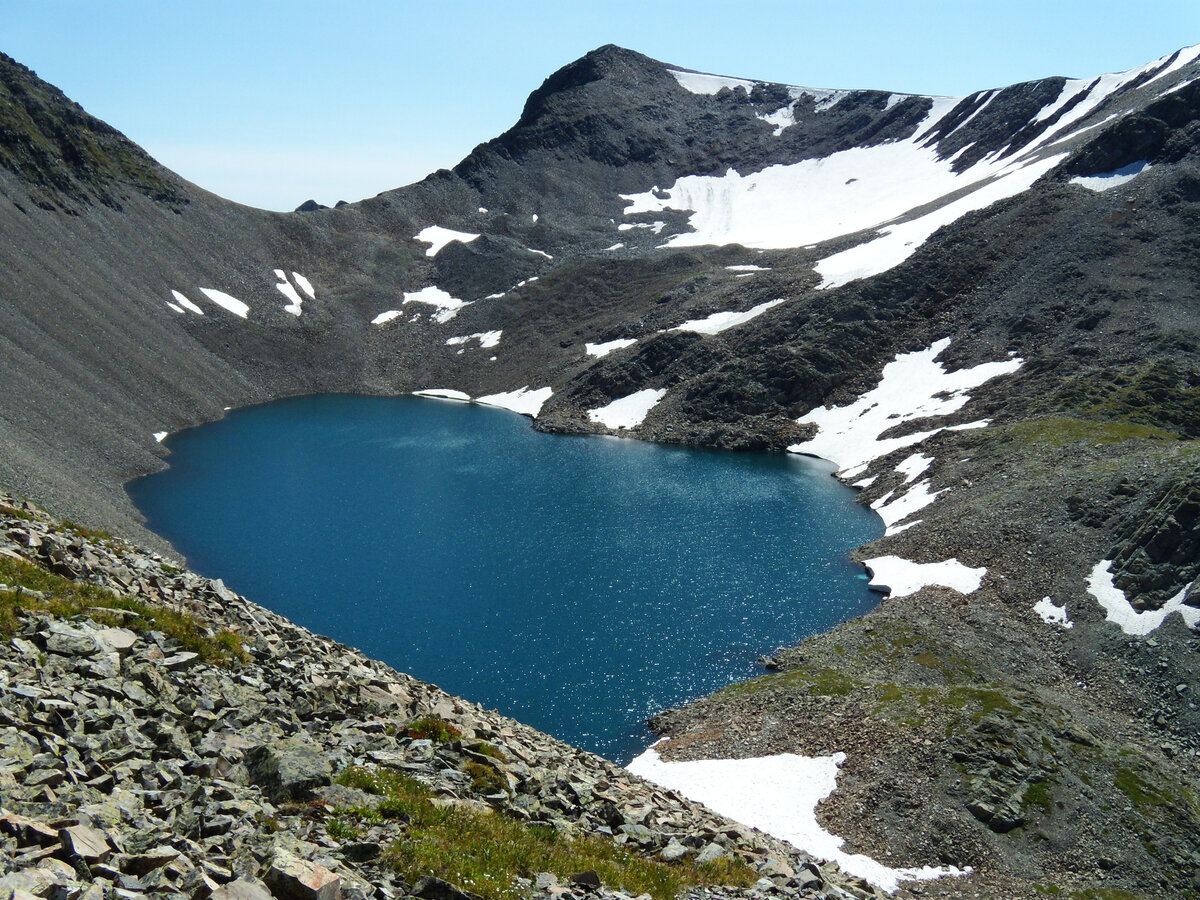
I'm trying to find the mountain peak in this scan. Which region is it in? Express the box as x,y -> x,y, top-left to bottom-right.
513,45 -> 667,128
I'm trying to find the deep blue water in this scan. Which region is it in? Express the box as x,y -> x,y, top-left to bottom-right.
128,395 -> 882,763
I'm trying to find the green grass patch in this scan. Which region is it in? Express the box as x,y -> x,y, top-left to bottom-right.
403,716 -> 463,744
326,819 -> 358,840
1047,360 -> 1200,440
464,761 -> 508,796
469,741 -> 505,760
334,767 -> 755,900
1005,418 -> 1178,446
718,666 -> 863,698
0,555 -> 246,665
1023,779 -> 1053,813
1114,766 -> 1175,811
57,520 -> 115,543
0,503 -> 32,521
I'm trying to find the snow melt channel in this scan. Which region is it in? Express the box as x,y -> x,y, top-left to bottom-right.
627,748 -> 969,893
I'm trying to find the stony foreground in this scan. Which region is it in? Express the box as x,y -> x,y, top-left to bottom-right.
0,494 -> 882,900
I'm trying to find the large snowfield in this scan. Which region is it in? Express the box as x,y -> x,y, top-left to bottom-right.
628,46 -> 1200,287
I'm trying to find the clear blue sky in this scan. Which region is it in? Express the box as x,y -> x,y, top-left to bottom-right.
6,1 -> 1199,210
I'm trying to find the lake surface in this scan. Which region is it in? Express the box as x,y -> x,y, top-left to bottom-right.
128,395 -> 882,762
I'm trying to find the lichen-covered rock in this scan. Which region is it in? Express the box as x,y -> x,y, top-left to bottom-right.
265,850 -> 341,900
246,738 -> 333,802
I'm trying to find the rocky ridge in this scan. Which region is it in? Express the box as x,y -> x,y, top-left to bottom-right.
0,494 -> 881,900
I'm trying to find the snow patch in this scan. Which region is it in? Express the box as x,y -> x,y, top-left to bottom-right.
587,389 -> 667,430
789,338 -> 1023,473
403,286 -> 470,323
1070,160 -> 1151,191
895,452 -> 934,483
1035,597 -> 1073,629
153,432 -> 168,443
814,151 -> 1067,288
618,221 -> 666,233
942,90 -> 998,138
1029,48 -> 1184,151
475,386 -> 553,417
273,273 -> 304,316
371,310 -> 402,326
671,298 -> 786,335
757,101 -> 797,136
724,264 -> 770,272
171,290 -> 204,315
668,69 -> 755,95
446,331 -> 502,349
1163,76 -> 1197,97
166,302 -> 184,314
627,748 -> 970,894
585,338 -> 638,358
292,272 -> 315,300
412,389 -> 470,402
198,288 -> 249,318
1087,561 -> 1199,635
810,89 -> 850,112
619,88 -> 1066,285
1139,43 -> 1200,91
872,479 -> 946,535
602,243 -> 625,252
414,225 -> 481,257
863,555 -> 987,598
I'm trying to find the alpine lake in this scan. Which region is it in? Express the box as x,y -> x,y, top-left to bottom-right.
128,395 -> 883,763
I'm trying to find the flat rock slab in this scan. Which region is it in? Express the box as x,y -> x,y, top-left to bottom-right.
44,624 -> 99,656
120,846 -> 180,875
412,876 -> 485,900
246,737 -> 332,802
265,850 -> 340,900
0,813 -> 59,847
210,879 -> 276,900
59,824 -> 111,862
94,627 -> 138,653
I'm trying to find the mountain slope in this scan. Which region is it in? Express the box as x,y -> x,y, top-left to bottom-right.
2,42 -> 1200,897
